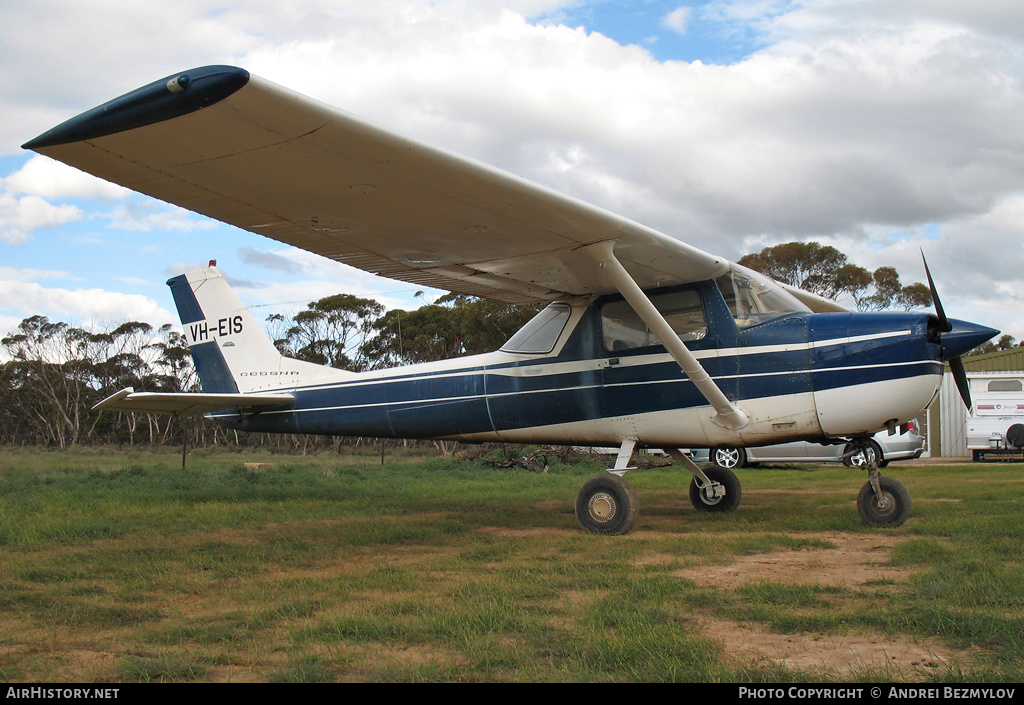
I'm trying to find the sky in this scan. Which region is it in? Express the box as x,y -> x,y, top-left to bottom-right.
3,0 -> 1024,347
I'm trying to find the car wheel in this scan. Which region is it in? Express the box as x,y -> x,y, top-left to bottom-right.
712,446 -> 746,469
843,441 -> 883,468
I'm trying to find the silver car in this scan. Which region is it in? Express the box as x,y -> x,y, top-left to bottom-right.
690,422 -> 926,469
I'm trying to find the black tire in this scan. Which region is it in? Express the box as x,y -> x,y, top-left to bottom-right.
843,441 -> 884,468
712,446 -> 747,469
857,476 -> 912,526
689,465 -> 742,512
1007,423 -> 1024,449
576,473 -> 639,535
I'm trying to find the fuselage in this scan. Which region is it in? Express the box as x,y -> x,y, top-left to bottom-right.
206,279 -> 950,449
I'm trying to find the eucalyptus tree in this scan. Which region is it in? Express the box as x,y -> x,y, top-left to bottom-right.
739,242 -> 931,311
272,293 -> 385,371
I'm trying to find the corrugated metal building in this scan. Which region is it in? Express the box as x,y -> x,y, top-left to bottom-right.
931,348 -> 1024,457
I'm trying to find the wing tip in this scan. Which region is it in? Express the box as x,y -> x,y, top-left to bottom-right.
23,65 -> 250,151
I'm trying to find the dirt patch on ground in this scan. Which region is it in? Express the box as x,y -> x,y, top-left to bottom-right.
696,616 -> 954,677
674,532 -> 970,678
674,532 -> 908,589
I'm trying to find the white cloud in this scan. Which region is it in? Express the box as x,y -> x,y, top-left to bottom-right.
237,246 -> 303,275
0,265 -> 74,282
0,192 -> 81,244
107,200 -> 218,233
0,156 -> 212,245
0,313 -> 23,339
0,279 -> 175,328
5,156 -> 130,201
663,7 -> 691,34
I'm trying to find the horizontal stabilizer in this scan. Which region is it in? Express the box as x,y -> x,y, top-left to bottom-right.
94,387 -> 293,416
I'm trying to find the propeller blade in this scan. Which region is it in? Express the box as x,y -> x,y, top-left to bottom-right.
921,251 -> 950,334
949,356 -> 972,411
922,250 -> 984,411
921,250 -> 951,332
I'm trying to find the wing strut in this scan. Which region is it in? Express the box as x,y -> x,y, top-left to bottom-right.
579,241 -> 749,431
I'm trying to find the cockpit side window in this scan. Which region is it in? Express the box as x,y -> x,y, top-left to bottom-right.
715,264 -> 811,329
601,289 -> 706,351
500,303 -> 572,354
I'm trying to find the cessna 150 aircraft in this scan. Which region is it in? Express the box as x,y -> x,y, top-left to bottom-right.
24,66 -> 997,534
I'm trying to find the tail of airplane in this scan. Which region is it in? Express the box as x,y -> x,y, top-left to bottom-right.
94,266 -> 349,416
167,266 -> 351,394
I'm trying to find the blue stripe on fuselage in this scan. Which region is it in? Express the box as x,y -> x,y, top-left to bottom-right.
209,311 -> 941,439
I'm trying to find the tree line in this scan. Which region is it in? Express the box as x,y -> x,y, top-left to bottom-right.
737,241 -> 933,311
4,241 -> 1001,450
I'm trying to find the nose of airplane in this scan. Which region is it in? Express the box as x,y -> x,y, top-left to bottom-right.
940,319 -> 1000,360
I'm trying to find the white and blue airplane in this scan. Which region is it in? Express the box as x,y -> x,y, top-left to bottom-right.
24,66 -> 997,534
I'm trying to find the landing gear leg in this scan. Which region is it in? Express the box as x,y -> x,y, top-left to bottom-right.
848,440 -> 912,526
576,439 -> 639,535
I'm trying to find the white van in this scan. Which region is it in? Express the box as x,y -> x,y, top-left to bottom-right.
966,374 -> 1024,461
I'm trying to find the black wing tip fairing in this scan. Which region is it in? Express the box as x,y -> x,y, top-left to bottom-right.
22,65 -> 250,151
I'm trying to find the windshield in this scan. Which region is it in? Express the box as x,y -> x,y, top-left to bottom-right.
500,303 -> 572,354
715,264 -> 810,328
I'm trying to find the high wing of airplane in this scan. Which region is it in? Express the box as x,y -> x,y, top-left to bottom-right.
25,66 -> 998,534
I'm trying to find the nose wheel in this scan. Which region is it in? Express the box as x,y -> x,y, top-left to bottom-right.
847,440 -> 912,526
857,475 -> 911,525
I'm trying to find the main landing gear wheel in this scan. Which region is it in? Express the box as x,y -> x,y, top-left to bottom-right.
689,466 -> 742,512
857,476 -> 911,526
576,473 -> 639,535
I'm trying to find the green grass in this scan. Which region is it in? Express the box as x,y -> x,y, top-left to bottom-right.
1,446 -> 1022,681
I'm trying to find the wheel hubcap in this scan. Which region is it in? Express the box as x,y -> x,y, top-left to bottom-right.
588,492 -> 616,522
700,488 -> 722,505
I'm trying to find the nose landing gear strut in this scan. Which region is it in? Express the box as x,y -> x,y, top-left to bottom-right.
845,440 -> 912,526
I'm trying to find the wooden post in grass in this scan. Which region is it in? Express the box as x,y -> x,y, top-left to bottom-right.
180,415 -> 187,470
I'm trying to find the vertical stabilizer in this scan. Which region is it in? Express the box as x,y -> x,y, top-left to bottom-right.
168,267 -> 350,394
